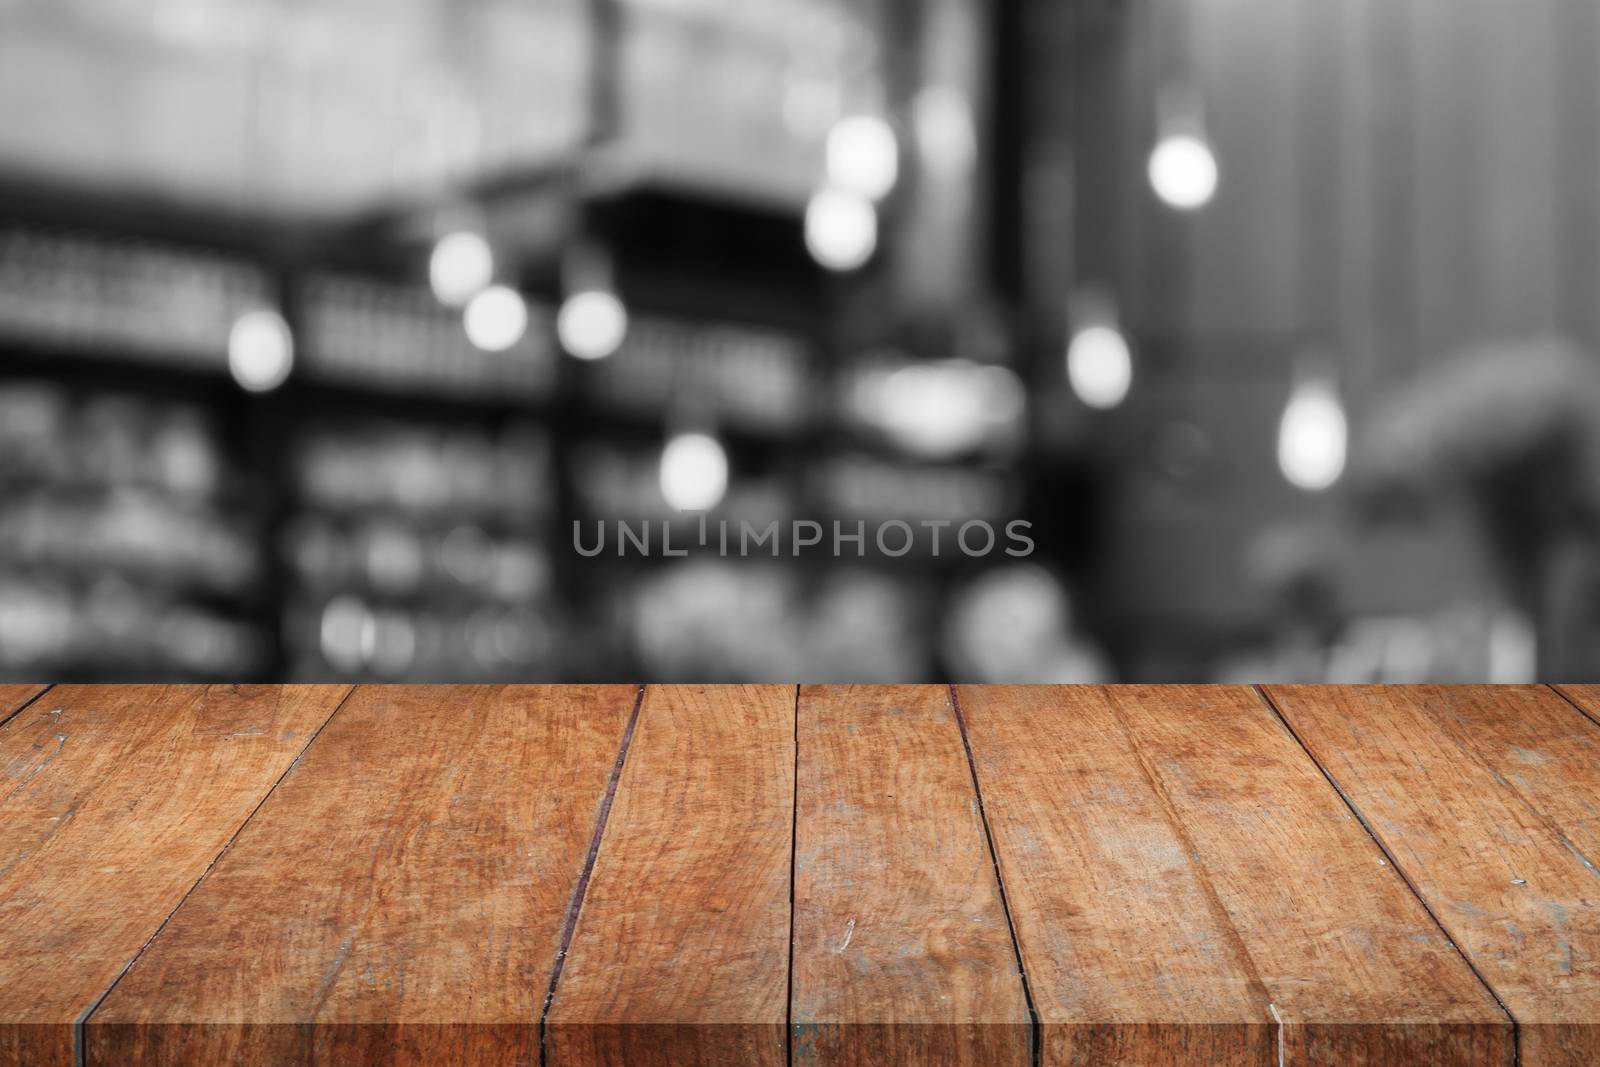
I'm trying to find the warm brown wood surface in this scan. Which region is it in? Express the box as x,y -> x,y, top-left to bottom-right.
959,685 -> 1513,1066
84,685 -> 639,1067
0,685 -> 47,726
545,684 -> 795,1067
1269,685 -> 1600,1067
2,684 -> 1595,1066
956,685 -> 1275,1066
1553,685 -> 1600,726
791,686 -> 1030,1067
0,684 -> 351,1067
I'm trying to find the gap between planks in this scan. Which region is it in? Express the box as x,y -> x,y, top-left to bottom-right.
786,684 -> 799,1067
537,684 -> 647,1067
1549,683 -> 1600,732
66,684 -> 645,1067
948,685 -> 1042,1067
0,684 -> 54,731
1250,684 -> 1523,1066
71,684 -> 359,1067
1107,689 -> 1278,1022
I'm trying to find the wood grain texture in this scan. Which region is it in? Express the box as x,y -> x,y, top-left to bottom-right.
1554,685 -> 1600,731
546,685 -> 794,1067
84,684 -> 638,1067
1270,685 -> 1600,1066
791,685 -> 1029,1067
0,685 -> 47,725
0,684 -> 350,1067
959,685 -> 1513,1067
957,685 -> 1272,1066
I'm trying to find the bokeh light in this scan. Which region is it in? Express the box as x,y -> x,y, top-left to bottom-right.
858,360 -> 1025,458
228,309 -> 294,393
1278,379 -> 1348,491
805,187 -> 878,272
463,285 -> 528,352
826,114 -> 899,201
558,289 -> 629,361
1148,133 -> 1219,211
1066,324 -> 1133,410
659,432 -> 729,512
428,231 -> 494,307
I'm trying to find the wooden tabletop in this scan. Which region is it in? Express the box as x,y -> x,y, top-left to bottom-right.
1,685 -> 1597,1067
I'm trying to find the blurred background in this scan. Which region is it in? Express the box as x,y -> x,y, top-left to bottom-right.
2,0 -> 1599,683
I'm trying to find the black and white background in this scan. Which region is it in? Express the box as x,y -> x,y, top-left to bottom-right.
2,0 -> 1598,683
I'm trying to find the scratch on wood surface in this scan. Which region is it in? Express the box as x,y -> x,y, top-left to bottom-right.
792,1018 -> 820,1065
836,917 -> 855,953
4,730 -> 68,797
309,935 -> 355,1016
1558,838 -> 1600,880
1267,1002 -> 1284,1067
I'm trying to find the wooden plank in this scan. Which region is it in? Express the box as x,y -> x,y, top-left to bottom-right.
1555,685 -> 1600,730
1269,685 -> 1600,1066
546,685 -> 794,1067
84,684 -> 638,1067
0,685 -> 47,726
0,684 -> 351,1067
959,685 -> 1513,1066
957,685 -> 1270,1065
791,685 -> 1029,1067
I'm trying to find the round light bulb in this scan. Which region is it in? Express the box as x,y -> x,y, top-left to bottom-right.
1148,133 -> 1219,211
805,187 -> 878,272
1066,325 -> 1133,410
660,432 -> 729,512
826,115 -> 899,201
1278,379 -> 1348,491
228,309 -> 294,393
429,231 -> 494,307
463,285 -> 527,353
558,289 -> 629,361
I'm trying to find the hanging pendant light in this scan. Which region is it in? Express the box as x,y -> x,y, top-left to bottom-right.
1278,374 -> 1348,492
660,431 -> 729,512
826,114 -> 900,202
1065,290 -> 1133,410
558,244 -> 629,361
1148,85 -> 1218,212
